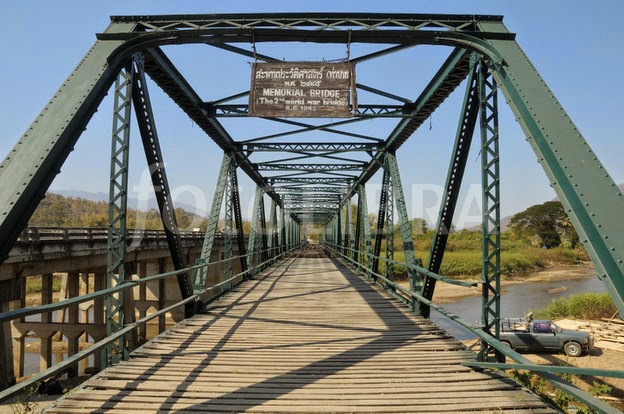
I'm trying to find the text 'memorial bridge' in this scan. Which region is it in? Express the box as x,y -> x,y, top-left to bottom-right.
0,13 -> 623,413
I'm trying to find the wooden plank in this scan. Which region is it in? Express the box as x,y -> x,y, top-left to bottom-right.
48,257 -> 557,413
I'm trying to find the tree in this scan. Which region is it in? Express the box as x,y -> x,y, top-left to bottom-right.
509,201 -> 578,249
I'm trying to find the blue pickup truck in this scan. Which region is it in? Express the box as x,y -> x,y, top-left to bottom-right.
499,317 -> 593,357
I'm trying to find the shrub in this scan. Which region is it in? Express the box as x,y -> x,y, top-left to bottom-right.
534,293 -> 616,320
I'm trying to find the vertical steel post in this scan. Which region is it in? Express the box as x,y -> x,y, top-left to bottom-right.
354,196 -> 362,264
384,161 -> 395,283
421,59 -> 480,317
106,65 -> 133,366
344,200 -> 351,257
478,59 -> 503,363
358,185 -> 373,271
230,165 -> 248,275
372,169 -> 390,275
260,197 -> 268,265
280,207 -> 286,253
336,203 -> 342,248
269,200 -> 278,260
223,161 -> 234,292
247,185 -> 263,274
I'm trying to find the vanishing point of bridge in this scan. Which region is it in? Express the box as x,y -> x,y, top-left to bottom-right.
1,13 -> 624,413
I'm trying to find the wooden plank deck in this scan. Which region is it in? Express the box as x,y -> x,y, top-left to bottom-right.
48,256 -> 557,413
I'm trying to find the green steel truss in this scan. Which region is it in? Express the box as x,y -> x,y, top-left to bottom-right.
0,12 -> 623,351
477,60 -> 503,363
132,55 -> 194,315
106,65 -> 133,365
421,58 -> 480,317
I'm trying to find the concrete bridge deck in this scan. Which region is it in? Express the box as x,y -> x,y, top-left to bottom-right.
47,256 -> 556,413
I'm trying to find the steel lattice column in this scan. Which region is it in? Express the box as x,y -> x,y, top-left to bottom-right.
385,162 -> 395,283
372,169 -> 390,276
269,200 -> 278,260
358,185 -> 373,271
344,199 -> 351,257
279,207 -> 286,254
106,65 -> 133,366
230,165 -> 248,275
478,60 -> 503,363
223,161 -> 234,291
247,185 -> 265,275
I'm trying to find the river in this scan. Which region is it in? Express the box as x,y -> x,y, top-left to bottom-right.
430,271 -> 607,340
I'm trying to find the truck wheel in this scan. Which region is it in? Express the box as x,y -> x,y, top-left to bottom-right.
501,341 -> 512,349
564,341 -> 582,357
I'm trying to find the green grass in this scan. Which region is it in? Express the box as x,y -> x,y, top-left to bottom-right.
375,229 -> 592,280
25,275 -> 63,295
534,292 -> 617,320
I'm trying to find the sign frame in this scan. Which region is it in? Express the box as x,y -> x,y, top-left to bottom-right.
248,61 -> 357,118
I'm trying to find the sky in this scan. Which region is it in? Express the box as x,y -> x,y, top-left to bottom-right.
0,1 -> 623,228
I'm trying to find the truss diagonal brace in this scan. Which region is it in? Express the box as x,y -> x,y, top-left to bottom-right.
132,56 -> 194,315
386,154 -> 420,290
420,60 -> 480,317
192,154 -> 232,293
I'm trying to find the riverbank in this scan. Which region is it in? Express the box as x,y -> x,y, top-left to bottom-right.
431,263 -> 596,304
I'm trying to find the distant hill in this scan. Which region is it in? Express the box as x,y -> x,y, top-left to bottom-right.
52,189 -> 207,217
30,193 -> 208,230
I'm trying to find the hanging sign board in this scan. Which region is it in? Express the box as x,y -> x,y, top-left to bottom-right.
249,61 -> 356,118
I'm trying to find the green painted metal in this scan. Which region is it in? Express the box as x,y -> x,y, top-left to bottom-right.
385,153 -> 420,291
106,65 -> 133,366
279,206 -> 286,254
477,60 -> 503,363
372,168 -> 390,276
269,199 -> 278,260
421,60 -> 480,317
132,56 -> 194,314
192,154 -> 231,293
247,185 -> 264,275
230,164 -> 248,276
223,159 -> 235,291
477,20 -> 624,317
464,361 -> 624,379
358,185 -> 373,271
0,22 -> 136,264
384,162 -> 395,283
345,48 -> 471,204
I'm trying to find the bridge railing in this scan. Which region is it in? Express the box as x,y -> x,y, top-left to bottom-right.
16,226 -> 206,243
0,241 -> 302,403
322,240 -> 623,414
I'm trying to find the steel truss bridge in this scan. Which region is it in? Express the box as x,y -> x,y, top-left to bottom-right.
0,13 -> 623,413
